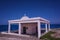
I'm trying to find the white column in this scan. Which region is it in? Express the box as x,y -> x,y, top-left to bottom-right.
48,24 -> 50,31
45,24 -> 48,32
37,21 -> 41,38
8,22 -> 10,33
19,23 -> 21,35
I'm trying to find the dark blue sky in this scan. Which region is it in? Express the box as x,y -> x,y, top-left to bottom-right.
0,0 -> 60,25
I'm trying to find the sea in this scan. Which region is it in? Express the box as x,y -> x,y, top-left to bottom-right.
0,24 -> 60,32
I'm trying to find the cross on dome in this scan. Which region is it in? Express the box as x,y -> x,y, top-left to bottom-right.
24,14 -> 26,16
20,14 -> 29,20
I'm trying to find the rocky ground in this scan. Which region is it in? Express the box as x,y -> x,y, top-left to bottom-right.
0,33 -> 40,40
0,29 -> 60,40
51,28 -> 60,38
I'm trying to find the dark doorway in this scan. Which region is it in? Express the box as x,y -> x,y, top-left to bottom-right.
36,27 -> 38,33
23,27 -> 26,34
36,26 -> 38,36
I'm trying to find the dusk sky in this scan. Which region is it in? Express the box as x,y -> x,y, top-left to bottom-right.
0,0 -> 60,25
